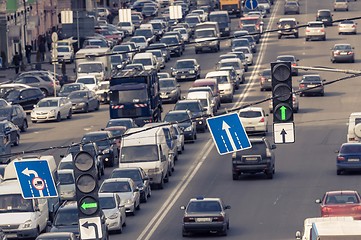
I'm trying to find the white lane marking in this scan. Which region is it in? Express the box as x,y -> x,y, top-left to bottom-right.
137,138 -> 213,240
28,180 -> 35,197
138,2 -> 282,239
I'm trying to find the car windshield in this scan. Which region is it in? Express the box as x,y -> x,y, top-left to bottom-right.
77,78 -> 96,85
57,47 -> 70,52
59,173 -> 74,184
100,181 -> 131,193
239,110 -> 262,118
111,169 -> 142,181
106,120 -> 132,128
111,55 -> 122,63
150,51 -> 162,57
58,161 -> 73,170
309,23 -> 324,28
241,19 -> 258,25
160,37 -> 178,45
303,76 -> 321,82
174,102 -> 200,112
0,108 -> 11,118
164,112 -> 190,122
0,194 -> 34,213
60,84 -> 81,93
340,20 -> 354,24
280,21 -> 296,26
318,11 -> 331,17
120,145 -> 159,162
78,64 -> 102,73
209,14 -> 228,23
135,29 -> 152,38
208,75 -> 229,84
119,22 -> 131,27
261,70 -> 271,76
130,37 -> 145,43
286,2 -> 297,5
160,80 -> 176,88
82,134 -> 109,147
220,62 -> 240,69
242,25 -> 256,32
68,91 -> 88,99
195,29 -> 215,38
107,128 -> 126,137
113,45 -> 129,52
143,6 -> 155,11
37,99 -> 59,107
99,196 -> 117,209
277,56 -> 295,62
54,208 -> 79,226
133,58 -> 152,66
334,45 -> 352,50
185,17 -> 200,24
340,144 -> 361,153
187,201 -> 221,212
4,90 -> 20,100
176,61 -> 194,69
325,193 -> 360,204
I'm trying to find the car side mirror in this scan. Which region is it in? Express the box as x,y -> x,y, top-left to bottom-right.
335,150 -> 340,153
224,205 -> 231,209
47,220 -> 52,227
134,188 -> 139,192
60,154 -> 64,158
143,176 -> 149,181
180,206 -> 186,210
271,144 -> 276,149
315,199 -> 321,204
323,79 -> 326,82
295,231 -> 301,239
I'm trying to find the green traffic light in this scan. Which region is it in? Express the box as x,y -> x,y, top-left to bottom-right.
280,106 -> 287,121
81,202 -> 98,210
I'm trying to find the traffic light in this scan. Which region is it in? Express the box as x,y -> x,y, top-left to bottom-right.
271,61 -> 293,123
73,150 -> 100,219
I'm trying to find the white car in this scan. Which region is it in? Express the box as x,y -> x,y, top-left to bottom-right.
99,193 -> 127,233
58,169 -> 75,201
57,46 -> 74,63
205,71 -> 234,103
96,81 -> 110,103
233,46 -> 254,65
129,36 -> 149,50
99,178 -> 140,215
305,21 -> 326,41
174,27 -> 190,43
338,20 -> 357,35
190,9 -> 208,22
76,76 -> 98,92
239,107 -> 268,135
117,21 -> 135,36
257,0 -> 271,13
31,97 -> 72,123
217,58 -> 245,84
173,124 -> 185,154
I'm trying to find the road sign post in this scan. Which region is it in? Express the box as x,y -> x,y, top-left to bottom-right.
51,32 -> 58,97
207,112 -> 252,155
14,160 -> 58,199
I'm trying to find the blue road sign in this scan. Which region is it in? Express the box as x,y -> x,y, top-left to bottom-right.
245,0 -> 258,10
14,160 -> 58,199
207,112 -> 252,155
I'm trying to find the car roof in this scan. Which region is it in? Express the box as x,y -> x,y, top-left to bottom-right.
303,74 -> 321,78
102,178 -> 133,183
326,190 -> 358,195
176,59 -> 196,63
177,99 -> 201,104
279,18 -> 297,22
193,79 -> 217,84
37,232 -> 74,238
189,197 -> 221,202
167,109 -> 191,114
239,107 -> 264,112
308,21 -> 324,24
219,58 -> 241,63
98,192 -> 116,198
58,169 -> 74,174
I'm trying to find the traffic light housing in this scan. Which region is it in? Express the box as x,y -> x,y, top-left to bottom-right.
73,150 -> 101,219
271,61 -> 293,123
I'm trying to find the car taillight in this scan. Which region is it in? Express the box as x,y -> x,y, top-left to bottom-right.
212,216 -> 224,222
299,84 -> 305,88
348,51 -> 353,55
292,63 -> 296,67
337,156 -> 346,161
306,29 -> 310,32
334,51 -> 340,55
183,217 -> 195,222
322,207 -> 332,215
260,77 -> 266,83
352,206 -> 361,211
352,25 -> 356,28
259,117 -> 265,123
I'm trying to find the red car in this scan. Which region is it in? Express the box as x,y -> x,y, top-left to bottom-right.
316,190 -> 361,220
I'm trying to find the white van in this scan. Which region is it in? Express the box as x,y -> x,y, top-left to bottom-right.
58,169 -> 76,201
186,91 -> 214,117
205,71 -> 234,103
132,52 -> 158,71
0,180 -> 49,238
119,127 -> 170,189
347,112 -> 361,143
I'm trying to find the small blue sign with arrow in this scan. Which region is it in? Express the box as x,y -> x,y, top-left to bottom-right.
245,0 -> 259,10
207,112 -> 252,155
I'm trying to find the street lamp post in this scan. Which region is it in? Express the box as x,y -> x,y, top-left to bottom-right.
23,0 -> 27,49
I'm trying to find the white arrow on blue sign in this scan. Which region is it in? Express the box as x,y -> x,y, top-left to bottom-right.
207,112 -> 252,155
14,160 -> 58,199
245,0 -> 259,10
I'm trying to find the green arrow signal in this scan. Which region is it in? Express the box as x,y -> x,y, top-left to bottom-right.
81,202 -> 97,210
280,106 -> 287,121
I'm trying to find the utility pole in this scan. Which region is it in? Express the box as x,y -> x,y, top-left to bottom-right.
23,0 -> 27,47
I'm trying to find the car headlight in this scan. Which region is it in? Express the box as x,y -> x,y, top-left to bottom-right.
23,220 -> 32,228
103,149 -> 110,154
50,109 -> 56,114
170,89 -> 177,93
172,71 -> 177,75
189,70 -> 195,74
108,212 -> 119,219
185,126 -> 192,131
78,102 -> 85,106
126,199 -> 133,204
225,27 -> 229,31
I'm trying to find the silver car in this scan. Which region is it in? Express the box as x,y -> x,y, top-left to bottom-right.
338,20 -> 357,35
334,0 -> 348,11
284,1 -> 300,14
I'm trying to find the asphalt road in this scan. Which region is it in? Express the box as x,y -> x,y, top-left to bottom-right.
10,0 -> 361,239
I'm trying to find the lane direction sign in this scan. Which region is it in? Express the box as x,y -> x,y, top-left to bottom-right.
14,160 -> 58,199
245,0 -> 258,10
207,112 -> 252,155
273,122 -> 295,144
79,217 -> 103,240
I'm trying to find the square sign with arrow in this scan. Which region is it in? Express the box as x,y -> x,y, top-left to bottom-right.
273,122 -> 295,144
79,217 -> 103,240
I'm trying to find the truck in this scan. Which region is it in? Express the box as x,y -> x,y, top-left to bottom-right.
109,69 -> 162,126
74,47 -> 112,82
194,22 -> 221,54
196,0 -> 215,10
209,11 -> 231,36
220,0 -> 242,17
310,220 -> 361,240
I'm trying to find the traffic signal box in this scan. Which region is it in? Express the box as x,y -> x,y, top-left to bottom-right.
271,61 -> 293,123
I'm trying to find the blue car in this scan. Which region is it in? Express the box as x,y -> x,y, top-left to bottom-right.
337,143 -> 361,175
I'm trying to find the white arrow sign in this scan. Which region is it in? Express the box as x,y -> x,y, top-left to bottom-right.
222,121 -> 237,151
22,168 -> 39,177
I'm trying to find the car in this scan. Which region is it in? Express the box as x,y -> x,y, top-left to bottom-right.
232,137 -> 276,179
172,124 -> 185,154
240,35 -> 257,53
134,28 -> 156,44
299,74 -> 325,96
346,112 -> 361,143
164,110 -> 197,142
188,86 -> 218,114
146,49 -> 165,69
231,38 -> 252,52
330,43 -> 355,63
148,43 -> 171,62
99,193 -> 127,233
240,24 -> 261,43
239,107 -> 268,135
117,21 -> 135,36
246,10 -> 265,19
276,55 -> 299,76
106,118 -> 138,129
96,81 -> 110,103
174,100 -> 207,132
131,14 -> 143,28
31,97 -> 73,123
129,36 -> 149,50
58,169 -> 75,201
171,59 -> 201,81
334,0 -> 348,11
110,54 -> 127,70
110,167 -> 151,203
233,46 -> 254,65
216,58 -> 245,86
336,143 -> 361,175
114,44 -> 135,60
277,18 -> 299,39
239,16 -> 264,34
81,131 -> 119,167
305,21 -> 326,41
159,78 -> 181,103
181,197 -> 230,237
142,5 -> 158,17
57,46 -> 74,63
0,120 -> 20,146
192,79 -> 221,110
99,178 -> 141,215
316,9 -> 333,27
49,201 -> 109,239
226,52 -> 248,72
76,76 -> 98,92
206,70 -> 234,103
257,0 -> 271,13
259,69 -> 272,91
315,191 -> 361,220
3,87 -> 44,111
67,90 -> 100,113
14,73 -> 60,97
174,27 -> 190,43
35,232 -> 77,240
58,83 -> 87,97
0,83 -> 31,98
338,20 -> 357,35
160,35 -> 183,57
284,1 -> 300,14
269,91 -> 299,113
0,104 -> 28,132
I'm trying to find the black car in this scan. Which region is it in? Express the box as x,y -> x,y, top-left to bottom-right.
142,5 -> 158,17
259,69 -> 272,91
164,110 -> 197,142
336,143 -> 361,175
160,35 -> 183,57
58,83 -> 87,97
0,104 -> 28,132
110,167 -> 151,203
171,59 -> 201,81
49,201 -> 109,240
316,9 -> 333,27
299,74 -> 325,97
159,78 -> 181,103
105,118 -> 138,129
174,100 -> 207,132
3,87 -> 44,110
0,120 -> 20,146
67,90 -> 100,113
277,18 -> 299,39
231,137 -> 276,179
81,131 -> 118,167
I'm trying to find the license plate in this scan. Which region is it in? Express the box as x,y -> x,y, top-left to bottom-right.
322,19 -> 328,21
245,157 -> 258,161
181,75 -> 186,78
340,52 -> 347,55
308,85 -> 316,87
160,95 -> 167,99
196,218 -> 211,222
348,158 -> 359,162
246,127 -> 255,131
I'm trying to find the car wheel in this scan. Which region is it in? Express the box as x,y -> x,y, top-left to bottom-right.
56,113 -> 61,122
136,202 -> 140,210
278,34 -> 282,39
40,88 -> 48,97
83,104 -> 89,113
337,170 -> 342,175
305,38 -> 309,41
13,134 -> 20,146
164,172 -> 169,183
323,36 -> 326,41
20,120 -> 28,132
194,133 -> 197,140
95,101 -> 100,110
266,171 -> 273,179
67,110 -> 72,119
182,143 -> 185,151
232,174 -> 238,180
